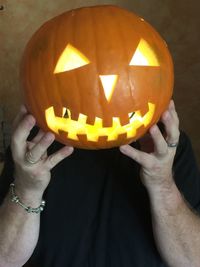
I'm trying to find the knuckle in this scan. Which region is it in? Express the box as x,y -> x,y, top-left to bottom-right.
48,155 -> 56,167
42,133 -> 55,145
173,129 -> 180,141
36,133 -> 54,151
38,141 -> 49,151
23,115 -> 35,129
35,142 -> 45,154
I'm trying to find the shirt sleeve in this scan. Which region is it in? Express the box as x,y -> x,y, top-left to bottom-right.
173,130 -> 200,213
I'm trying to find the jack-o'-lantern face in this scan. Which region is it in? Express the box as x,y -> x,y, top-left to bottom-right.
21,5 -> 174,149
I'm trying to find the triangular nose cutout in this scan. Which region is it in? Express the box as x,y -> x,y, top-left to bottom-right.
99,75 -> 118,102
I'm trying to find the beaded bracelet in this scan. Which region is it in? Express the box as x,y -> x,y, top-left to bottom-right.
10,183 -> 46,214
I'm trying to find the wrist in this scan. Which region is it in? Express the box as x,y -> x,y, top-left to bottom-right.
13,181 -> 45,207
147,179 -> 184,214
13,169 -> 50,195
9,183 -> 46,213
145,175 -> 174,195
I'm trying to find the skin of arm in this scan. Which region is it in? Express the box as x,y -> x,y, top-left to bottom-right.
0,105 -> 74,267
120,100 -> 200,267
149,177 -> 200,267
0,188 -> 43,267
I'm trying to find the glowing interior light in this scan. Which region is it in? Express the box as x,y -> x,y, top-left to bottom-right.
45,102 -> 155,142
62,107 -> 67,117
129,39 -> 159,66
54,44 -> 90,73
99,75 -> 118,102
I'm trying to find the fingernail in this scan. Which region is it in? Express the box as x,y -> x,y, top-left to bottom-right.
27,115 -> 36,125
68,146 -> 74,153
45,132 -> 55,142
169,100 -> 176,110
120,145 -> 128,153
150,125 -> 157,133
64,146 -> 74,154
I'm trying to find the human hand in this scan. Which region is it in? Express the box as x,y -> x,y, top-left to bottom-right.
119,100 -> 180,195
11,105 -> 74,197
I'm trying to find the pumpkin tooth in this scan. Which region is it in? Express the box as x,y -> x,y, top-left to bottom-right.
70,110 -> 79,121
58,130 -> 69,140
120,115 -> 130,126
53,106 -> 63,117
102,117 -> 113,128
106,117 -> 126,141
86,116 -> 96,125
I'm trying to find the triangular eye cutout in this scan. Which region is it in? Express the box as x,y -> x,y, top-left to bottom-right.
54,44 -> 90,74
129,39 -> 159,67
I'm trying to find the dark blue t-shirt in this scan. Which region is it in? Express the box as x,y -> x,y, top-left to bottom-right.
0,130 -> 200,267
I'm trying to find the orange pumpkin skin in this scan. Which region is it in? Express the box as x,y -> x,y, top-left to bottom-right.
20,5 -> 174,149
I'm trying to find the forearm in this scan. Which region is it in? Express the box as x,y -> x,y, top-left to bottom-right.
0,186 -> 43,267
148,181 -> 200,267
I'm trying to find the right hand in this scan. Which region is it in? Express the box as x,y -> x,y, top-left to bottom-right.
11,105 -> 74,197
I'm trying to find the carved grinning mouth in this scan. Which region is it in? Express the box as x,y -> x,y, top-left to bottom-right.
45,102 -> 155,142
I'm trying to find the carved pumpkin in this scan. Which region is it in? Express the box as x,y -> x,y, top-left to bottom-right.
20,5 -> 174,149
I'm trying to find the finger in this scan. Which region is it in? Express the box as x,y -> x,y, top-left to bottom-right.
26,140 -> 48,161
12,105 -> 28,131
149,124 -> 168,156
31,128 -> 46,144
119,144 -> 153,169
161,110 -> 180,146
45,146 -> 74,170
26,132 -> 55,163
168,100 -> 179,126
12,114 -> 36,156
26,141 -> 35,151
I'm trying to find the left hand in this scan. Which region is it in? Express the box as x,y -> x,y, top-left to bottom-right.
119,100 -> 180,193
